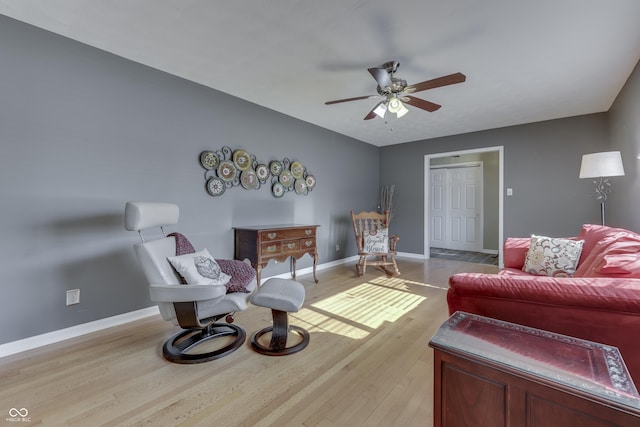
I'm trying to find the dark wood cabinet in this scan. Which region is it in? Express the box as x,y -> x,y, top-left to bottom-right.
233,224 -> 319,285
429,312 -> 640,427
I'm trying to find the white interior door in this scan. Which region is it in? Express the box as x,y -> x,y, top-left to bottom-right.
429,164 -> 483,251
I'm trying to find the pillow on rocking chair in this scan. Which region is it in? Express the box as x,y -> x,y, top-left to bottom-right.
364,228 -> 390,254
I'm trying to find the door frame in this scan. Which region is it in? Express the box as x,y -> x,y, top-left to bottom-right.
424,146 -> 504,267
429,161 -> 484,252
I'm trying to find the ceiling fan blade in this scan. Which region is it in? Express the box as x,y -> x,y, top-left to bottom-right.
364,101 -> 385,120
368,67 -> 392,89
325,95 -> 377,105
403,96 -> 441,112
405,72 -> 466,93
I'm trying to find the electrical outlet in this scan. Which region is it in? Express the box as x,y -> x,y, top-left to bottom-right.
66,289 -> 80,306
335,244 -> 340,252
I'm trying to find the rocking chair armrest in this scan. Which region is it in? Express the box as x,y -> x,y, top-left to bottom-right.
149,283 -> 227,303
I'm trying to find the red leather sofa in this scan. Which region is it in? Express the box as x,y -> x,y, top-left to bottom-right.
448,224 -> 640,386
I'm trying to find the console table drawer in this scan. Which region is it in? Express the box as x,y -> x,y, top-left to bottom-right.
282,240 -> 301,253
260,228 -> 315,241
260,242 -> 281,256
300,238 -> 315,249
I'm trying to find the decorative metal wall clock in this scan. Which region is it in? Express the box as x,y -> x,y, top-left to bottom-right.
200,146 -> 316,198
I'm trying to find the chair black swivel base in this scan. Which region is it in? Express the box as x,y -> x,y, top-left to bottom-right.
163,322 -> 246,364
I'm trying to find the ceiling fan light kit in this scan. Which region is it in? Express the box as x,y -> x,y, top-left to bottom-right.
325,61 -> 466,121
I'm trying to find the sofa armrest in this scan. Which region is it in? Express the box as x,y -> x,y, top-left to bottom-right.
149,283 -> 227,303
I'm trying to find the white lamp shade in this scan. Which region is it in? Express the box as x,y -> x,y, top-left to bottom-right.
373,102 -> 387,118
388,98 -> 402,113
395,102 -> 409,118
388,97 -> 409,118
579,151 -> 625,178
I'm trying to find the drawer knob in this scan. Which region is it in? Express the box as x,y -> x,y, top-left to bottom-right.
304,241 -> 312,247
267,232 -> 277,239
305,229 -> 312,235
287,243 -> 296,249
267,245 -> 277,252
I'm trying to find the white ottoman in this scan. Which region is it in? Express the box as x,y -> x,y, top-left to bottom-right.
250,278 -> 310,356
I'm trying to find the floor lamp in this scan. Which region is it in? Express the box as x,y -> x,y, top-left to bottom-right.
579,151 -> 625,226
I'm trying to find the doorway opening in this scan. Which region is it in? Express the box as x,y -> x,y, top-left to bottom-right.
424,146 -> 504,267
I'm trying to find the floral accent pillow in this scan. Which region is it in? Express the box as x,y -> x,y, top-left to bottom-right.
522,235 -> 584,277
364,228 -> 390,254
167,248 -> 231,287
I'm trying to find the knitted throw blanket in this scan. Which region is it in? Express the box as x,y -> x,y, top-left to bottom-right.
168,232 -> 195,256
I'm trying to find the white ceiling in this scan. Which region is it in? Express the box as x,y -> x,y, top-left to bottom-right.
1,1 -> 640,147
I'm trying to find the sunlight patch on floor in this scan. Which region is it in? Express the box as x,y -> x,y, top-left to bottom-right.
295,279 -> 427,339
369,276 -> 449,291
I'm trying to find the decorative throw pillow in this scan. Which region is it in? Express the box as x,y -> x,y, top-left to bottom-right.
364,228 -> 390,254
522,235 -> 584,277
167,248 -> 231,286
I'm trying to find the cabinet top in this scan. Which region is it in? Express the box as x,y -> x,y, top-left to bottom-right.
233,224 -> 320,231
430,311 -> 640,410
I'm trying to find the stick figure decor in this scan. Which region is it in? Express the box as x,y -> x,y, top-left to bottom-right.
200,146 -> 316,198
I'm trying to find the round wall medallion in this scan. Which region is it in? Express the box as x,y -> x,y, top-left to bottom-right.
206,177 -> 226,196
217,160 -> 237,182
200,151 -> 219,170
256,164 -> 270,181
269,160 -> 283,176
272,182 -> 285,198
233,149 -> 252,171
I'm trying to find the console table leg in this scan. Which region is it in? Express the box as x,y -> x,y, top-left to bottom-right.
291,257 -> 297,279
256,264 -> 263,287
313,253 -> 318,283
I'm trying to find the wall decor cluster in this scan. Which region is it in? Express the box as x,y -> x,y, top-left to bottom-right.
200,146 -> 316,198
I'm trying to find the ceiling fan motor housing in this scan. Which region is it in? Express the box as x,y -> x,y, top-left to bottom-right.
377,77 -> 408,96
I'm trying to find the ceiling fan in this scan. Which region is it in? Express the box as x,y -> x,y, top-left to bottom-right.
325,61 -> 466,120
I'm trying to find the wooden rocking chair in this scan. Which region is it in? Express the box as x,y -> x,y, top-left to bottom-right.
351,210 -> 400,276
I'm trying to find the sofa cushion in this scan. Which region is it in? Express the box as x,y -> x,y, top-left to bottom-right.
522,235 -> 584,277
575,224 -> 635,266
574,225 -> 640,277
575,234 -> 640,278
503,237 -> 531,269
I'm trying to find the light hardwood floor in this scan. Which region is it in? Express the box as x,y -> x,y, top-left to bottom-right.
0,258 -> 497,426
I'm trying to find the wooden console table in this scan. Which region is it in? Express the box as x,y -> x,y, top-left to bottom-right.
429,312 -> 640,427
233,224 -> 319,285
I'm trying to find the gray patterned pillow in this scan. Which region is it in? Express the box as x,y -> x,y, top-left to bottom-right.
523,235 -> 584,277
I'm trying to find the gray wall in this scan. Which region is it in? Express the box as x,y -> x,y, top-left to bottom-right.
0,16 -> 377,345
380,113 -> 611,254
609,60 -> 640,230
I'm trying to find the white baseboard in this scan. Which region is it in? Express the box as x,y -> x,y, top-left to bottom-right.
0,257 -> 365,359
1,254 -> 434,359
0,306 -> 159,359
397,251 -> 426,259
